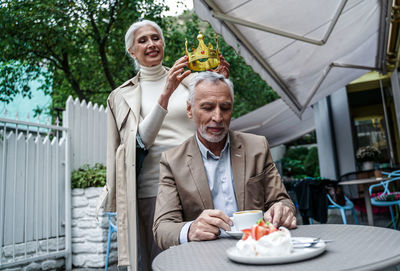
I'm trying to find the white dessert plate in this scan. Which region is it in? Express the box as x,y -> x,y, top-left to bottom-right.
226,237 -> 327,264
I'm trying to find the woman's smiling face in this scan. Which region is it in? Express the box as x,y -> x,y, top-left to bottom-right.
129,25 -> 164,67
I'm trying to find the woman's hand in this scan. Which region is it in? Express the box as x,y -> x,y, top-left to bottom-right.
158,56 -> 191,110
210,55 -> 230,78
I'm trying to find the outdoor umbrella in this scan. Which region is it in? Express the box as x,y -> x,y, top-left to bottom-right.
194,0 -> 388,115
194,0 -> 389,140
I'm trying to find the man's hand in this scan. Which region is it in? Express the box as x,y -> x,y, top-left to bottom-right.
188,209 -> 232,241
264,202 -> 297,229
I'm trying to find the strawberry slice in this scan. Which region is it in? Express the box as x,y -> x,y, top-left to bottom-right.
251,224 -> 269,240
255,226 -> 269,240
251,224 -> 257,240
257,219 -> 266,227
241,228 -> 251,240
243,220 -> 280,241
260,220 -> 279,233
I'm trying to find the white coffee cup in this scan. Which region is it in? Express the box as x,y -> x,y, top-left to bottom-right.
231,210 -> 263,231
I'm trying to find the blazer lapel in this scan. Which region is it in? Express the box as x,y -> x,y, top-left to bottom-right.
230,131 -> 245,211
120,75 -> 141,124
186,137 -> 214,209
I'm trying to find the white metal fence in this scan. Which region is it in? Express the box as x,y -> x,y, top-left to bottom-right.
0,116 -> 71,269
0,96 -> 107,269
64,96 -> 107,171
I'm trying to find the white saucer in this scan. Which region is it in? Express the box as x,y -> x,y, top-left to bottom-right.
226,230 -> 243,239
225,225 -> 243,239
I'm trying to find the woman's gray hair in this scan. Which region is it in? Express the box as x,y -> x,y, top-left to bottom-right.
125,20 -> 165,69
188,71 -> 234,106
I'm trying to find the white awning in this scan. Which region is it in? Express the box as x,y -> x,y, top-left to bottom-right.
194,0 -> 389,116
230,99 -> 315,147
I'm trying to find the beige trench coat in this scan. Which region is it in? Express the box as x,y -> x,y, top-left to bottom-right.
100,69 -> 192,269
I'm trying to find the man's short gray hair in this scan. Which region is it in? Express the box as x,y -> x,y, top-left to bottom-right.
188,71 -> 234,106
125,20 -> 165,70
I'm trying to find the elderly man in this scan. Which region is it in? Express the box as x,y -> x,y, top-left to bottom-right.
153,71 -> 296,249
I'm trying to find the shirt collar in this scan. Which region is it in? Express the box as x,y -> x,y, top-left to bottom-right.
196,133 -> 230,160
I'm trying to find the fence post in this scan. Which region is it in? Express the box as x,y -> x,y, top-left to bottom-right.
64,97 -> 73,270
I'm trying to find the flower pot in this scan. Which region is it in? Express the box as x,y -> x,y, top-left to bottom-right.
362,161 -> 374,171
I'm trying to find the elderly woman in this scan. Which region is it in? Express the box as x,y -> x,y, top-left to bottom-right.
102,20 -> 229,271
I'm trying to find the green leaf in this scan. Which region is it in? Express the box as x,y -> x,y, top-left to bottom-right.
71,163 -> 106,189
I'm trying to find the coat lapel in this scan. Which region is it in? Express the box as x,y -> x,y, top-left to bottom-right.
230,131 -> 245,211
186,136 -> 214,209
120,74 -> 141,124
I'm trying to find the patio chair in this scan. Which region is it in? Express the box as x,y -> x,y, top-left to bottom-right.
382,170 -> 400,177
326,194 -> 359,224
105,212 -> 117,271
369,177 -> 400,230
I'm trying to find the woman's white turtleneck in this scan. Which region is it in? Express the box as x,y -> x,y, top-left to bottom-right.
138,64 -> 195,198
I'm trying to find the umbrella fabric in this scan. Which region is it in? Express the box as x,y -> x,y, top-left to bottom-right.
194,0 -> 387,116
230,98 -> 315,147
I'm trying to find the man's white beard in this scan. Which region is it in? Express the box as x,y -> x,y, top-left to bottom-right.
198,126 -> 228,143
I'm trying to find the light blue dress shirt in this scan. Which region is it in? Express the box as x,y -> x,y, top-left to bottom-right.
179,134 -> 239,244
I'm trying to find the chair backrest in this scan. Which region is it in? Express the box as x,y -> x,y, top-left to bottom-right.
382,170 -> 400,178
326,185 -> 346,206
369,176 -> 400,197
327,194 -> 354,208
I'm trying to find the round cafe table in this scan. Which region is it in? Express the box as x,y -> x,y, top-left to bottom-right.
152,224 -> 400,271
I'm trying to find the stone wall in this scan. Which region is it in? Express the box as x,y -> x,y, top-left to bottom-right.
1,187 -> 117,270
72,187 -> 117,270
1,239 -> 65,270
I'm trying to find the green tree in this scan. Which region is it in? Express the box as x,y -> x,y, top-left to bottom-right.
304,147 -> 320,177
163,11 -> 278,118
1,4 -> 276,119
281,146 -> 320,178
281,147 -> 309,177
0,0 -> 167,116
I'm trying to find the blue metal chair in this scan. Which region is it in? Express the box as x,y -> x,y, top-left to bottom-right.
326,194 -> 358,224
382,170 -> 400,177
105,212 -> 117,271
369,176 -> 400,230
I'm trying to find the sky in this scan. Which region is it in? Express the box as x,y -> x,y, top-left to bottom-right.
0,78 -> 52,123
163,0 -> 193,16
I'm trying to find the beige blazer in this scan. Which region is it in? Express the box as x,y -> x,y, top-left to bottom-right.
101,68 -> 193,269
153,130 -> 295,250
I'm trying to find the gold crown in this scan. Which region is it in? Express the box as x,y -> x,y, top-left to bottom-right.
185,32 -> 220,71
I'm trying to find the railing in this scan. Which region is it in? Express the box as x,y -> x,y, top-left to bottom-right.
64,96 -> 107,171
0,95 -> 106,269
0,115 -> 71,269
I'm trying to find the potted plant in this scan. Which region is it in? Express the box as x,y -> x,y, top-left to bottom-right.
356,146 -> 381,170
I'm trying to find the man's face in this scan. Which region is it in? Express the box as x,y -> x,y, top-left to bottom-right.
187,80 -> 233,145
